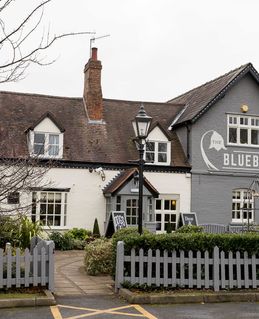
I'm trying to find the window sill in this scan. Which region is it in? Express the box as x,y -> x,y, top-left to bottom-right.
42,226 -> 70,230
145,162 -> 171,166
30,154 -> 63,159
227,143 -> 259,149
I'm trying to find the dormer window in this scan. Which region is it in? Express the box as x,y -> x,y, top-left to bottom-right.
33,133 -> 60,157
146,141 -> 169,164
144,125 -> 171,166
27,112 -> 64,159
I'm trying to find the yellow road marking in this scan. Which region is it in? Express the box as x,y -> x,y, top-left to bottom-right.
50,305 -> 63,319
51,303 -> 157,319
133,304 -> 158,319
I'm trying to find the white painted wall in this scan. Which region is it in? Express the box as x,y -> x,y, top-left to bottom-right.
7,166 -> 190,234
41,167 -> 191,234
145,172 -> 191,214
147,126 -> 168,141
42,167 -> 119,233
34,117 -> 61,133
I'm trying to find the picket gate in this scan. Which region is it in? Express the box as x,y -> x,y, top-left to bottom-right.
0,240 -> 54,292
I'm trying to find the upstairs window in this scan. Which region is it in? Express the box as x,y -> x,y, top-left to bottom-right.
30,132 -> 63,158
145,141 -> 170,165
33,133 -> 60,157
228,115 -> 259,146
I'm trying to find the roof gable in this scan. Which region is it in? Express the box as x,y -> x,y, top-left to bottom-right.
169,63 -> 259,128
25,111 -> 65,133
103,168 -> 159,197
148,122 -> 171,141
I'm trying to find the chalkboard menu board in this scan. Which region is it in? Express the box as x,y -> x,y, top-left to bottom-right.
105,211 -> 127,237
180,213 -> 198,226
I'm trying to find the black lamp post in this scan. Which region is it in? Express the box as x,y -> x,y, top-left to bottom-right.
132,104 -> 152,234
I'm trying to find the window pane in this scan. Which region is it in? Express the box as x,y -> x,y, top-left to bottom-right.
49,134 -> 59,145
171,200 -> 176,210
54,216 -> 61,226
48,193 -> 54,203
7,192 -> 19,204
229,128 -> 237,143
55,193 -> 62,203
158,153 -> 167,162
40,204 -> 46,215
40,193 -> 47,202
251,130 -> 259,145
164,200 -> 170,210
34,144 -> 44,155
146,142 -> 155,151
156,200 -> 161,210
34,133 -> 45,143
158,143 -> 167,152
48,145 -> 59,156
171,214 -> 176,222
48,204 -> 54,214
240,129 -> 248,144
156,214 -> 161,222
146,153 -> 154,162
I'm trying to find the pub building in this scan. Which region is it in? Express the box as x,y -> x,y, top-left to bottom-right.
170,62 -> 259,229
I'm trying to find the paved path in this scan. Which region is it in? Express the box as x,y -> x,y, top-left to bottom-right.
54,250 -> 114,296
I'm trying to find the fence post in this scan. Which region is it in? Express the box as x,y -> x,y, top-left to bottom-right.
48,241 -> 55,292
115,241 -> 124,293
213,246 -> 219,291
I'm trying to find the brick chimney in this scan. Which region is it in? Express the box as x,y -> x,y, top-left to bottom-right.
83,47 -> 103,121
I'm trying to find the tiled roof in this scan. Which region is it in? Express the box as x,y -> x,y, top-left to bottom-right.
103,168 -> 159,196
0,91 -> 189,168
168,63 -> 259,127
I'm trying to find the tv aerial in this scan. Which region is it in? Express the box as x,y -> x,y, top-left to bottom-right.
90,34 -> 110,56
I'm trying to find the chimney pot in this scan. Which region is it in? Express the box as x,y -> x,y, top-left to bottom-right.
91,47 -> 98,61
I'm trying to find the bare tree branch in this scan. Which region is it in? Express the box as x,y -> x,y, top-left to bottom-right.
0,0 -> 95,83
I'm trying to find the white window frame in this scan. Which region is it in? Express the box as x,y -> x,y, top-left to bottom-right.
125,198 -> 139,226
155,196 -> 179,233
31,191 -> 68,229
144,140 -> 171,165
227,114 -> 259,147
29,130 -> 64,159
232,189 -> 254,223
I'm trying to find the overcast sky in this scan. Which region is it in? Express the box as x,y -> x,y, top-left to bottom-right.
2,0 -> 259,102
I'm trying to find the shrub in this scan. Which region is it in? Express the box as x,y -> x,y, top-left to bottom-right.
84,238 -> 113,275
93,218 -> 100,238
0,215 -> 42,249
49,231 -> 74,250
18,216 -> 43,249
0,216 -> 19,248
66,228 -> 92,240
176,225 -> 204,233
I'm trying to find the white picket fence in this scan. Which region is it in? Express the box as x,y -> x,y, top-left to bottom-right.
115,241 -> 259,292
0,240 -> 54,291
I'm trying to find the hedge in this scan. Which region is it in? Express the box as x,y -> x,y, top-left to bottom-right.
112,229 -> 259,255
